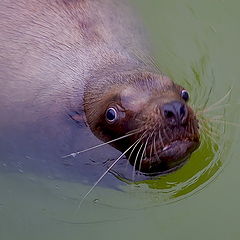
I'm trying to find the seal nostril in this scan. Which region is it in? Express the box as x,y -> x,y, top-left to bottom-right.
162,101 -> 188,125
164,109 -> 174,119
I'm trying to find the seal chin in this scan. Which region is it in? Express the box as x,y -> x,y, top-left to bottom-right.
137,140 -> 200,175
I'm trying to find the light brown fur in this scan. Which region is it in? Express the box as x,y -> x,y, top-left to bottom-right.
0,0 -> 199,174
0,0 -> 147,121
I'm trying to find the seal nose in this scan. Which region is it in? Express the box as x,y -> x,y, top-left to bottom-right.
162,101 -> 188,125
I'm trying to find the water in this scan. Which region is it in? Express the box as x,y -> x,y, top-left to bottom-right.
1,0 -> 240,239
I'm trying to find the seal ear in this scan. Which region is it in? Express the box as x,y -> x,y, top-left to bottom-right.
67,110 -> 88,127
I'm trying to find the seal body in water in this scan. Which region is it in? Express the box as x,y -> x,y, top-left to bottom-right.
0,0 -> 200,177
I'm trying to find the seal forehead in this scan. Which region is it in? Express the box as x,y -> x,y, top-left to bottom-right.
118,74 -> 181,112
160,75 -> 174,86
120,86 -> 150,111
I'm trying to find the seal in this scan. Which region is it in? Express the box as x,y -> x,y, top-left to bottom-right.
84,70 -> 200,174
0,0 -> 200,176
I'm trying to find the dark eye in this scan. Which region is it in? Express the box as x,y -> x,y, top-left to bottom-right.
106,107 -> 118,123
181,90 -> 190,102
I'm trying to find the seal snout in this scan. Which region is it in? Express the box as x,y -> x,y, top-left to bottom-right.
162,101 -> 188,126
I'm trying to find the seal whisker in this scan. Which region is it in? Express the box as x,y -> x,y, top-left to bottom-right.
187,119 -> 193,137
147,126 -> 158,166
199,116 -> 223,134
199,116 -> 218,132
129,130 -> 150,180
199,122 -> 220,138
206,119 -> 240,128
201,125 -> 219,147
162,127 -> 170,143
62,129 -> 141,158
149,133 -> 154,167
138,136 -> 150,173
199,115 -> 224,133
198,116 -> 222,144
197,104 -> 230,115
197,88 -> 232,115
124,130 -> 148,172
76,138 -> 142,210
153,134 -> 161,163
132,143 -> 144,182
190,120 -> 195,138
199,115 -> 224,121
158,125 -> 164,148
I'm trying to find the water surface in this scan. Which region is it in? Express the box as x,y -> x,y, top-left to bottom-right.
1,0 -> 240,239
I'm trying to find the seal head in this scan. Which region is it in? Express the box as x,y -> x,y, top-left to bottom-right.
84,71 -> 200,175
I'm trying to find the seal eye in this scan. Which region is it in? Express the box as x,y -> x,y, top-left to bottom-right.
106,107 -> 118,123
181,90 -> 190,102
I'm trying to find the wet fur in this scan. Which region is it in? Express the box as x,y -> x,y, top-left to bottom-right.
0,0 -> 148,122
0,0 -> 199,177
0,0 -> 150,182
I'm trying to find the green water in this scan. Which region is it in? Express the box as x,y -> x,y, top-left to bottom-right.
1,0 -> 240,239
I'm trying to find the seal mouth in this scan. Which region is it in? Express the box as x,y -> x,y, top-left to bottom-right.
133,139 -> 200,175
157,140 -> 197,161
